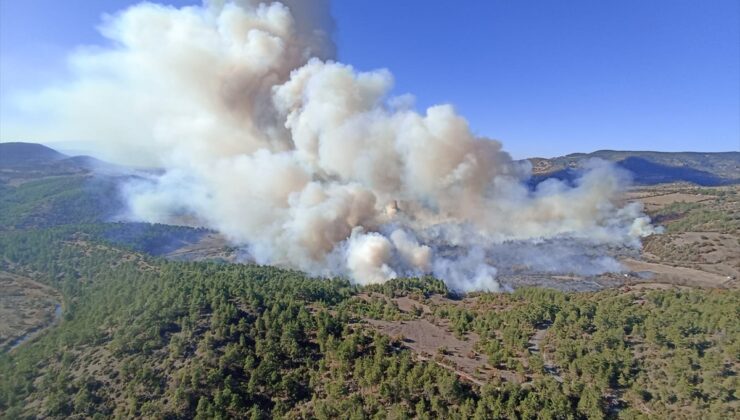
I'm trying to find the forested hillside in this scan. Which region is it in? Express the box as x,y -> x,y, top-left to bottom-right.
0,144 -> 737,419
0,225 -> 737,419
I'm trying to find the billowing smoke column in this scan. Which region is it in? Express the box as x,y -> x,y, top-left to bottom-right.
9,1 -> 659,291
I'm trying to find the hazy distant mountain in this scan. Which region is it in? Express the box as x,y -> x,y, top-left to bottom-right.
0,142 -> 125,228
0,142 -> 204,249
528,150 -> 740,186
0,142 -> 122,184
0,142 -> 68,165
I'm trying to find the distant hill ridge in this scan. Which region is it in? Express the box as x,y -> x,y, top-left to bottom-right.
2,142 -> 739,186
0,142 -> 67,165
0,142 -> 116,172
528,150 -> 740,186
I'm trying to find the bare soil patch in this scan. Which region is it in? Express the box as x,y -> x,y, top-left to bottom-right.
165,233 -> 236,262
622,184 -> 740,290
393,295 -> 431,314
621,258 -> 733,289
0,271 -> 62,350
527,325 -> 562,383
366,318 -> 490,382
638,192 -> 712,211
642,231 -> 739,282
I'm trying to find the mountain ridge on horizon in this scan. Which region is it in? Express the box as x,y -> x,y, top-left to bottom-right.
2,141 -> 739,186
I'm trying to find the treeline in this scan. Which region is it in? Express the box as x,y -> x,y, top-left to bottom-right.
363,277 -> 450,298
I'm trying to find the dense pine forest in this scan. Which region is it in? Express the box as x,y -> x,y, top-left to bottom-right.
1,226 -> 737,419
0,162 -> 738,419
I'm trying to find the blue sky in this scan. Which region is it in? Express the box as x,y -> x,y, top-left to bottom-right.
1,0 -> 738,158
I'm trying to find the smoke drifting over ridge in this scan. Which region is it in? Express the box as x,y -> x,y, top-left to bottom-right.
7,1 -> 659,291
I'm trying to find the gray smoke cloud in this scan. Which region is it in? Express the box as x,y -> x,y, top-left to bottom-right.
3,1 -> 660,291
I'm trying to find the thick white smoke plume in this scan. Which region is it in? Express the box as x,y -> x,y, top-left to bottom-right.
6,1 -> 659,291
